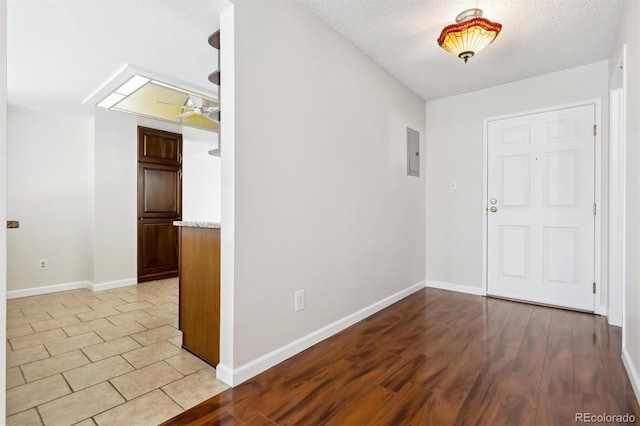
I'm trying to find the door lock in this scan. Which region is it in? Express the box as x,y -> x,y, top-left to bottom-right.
490,198 -> 497,205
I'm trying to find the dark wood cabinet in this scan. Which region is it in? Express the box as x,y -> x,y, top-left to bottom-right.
137,219 -> 179,282
178,226 -> 220,366
138,126 -> 182,165
137,163 -> 182,219
137,127 -> 182,283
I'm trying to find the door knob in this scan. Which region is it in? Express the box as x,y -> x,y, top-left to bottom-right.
490,198 -> 497,205
490,206 -> 497,213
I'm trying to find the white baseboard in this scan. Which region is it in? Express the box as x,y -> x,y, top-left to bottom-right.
89,278 -> 137,292
215,281 -> 426,387
215,363 -> 234,385
595,304 -> 608,318
7,281 -> 91,299
425,280 -> 485,296
7,277 -> 138,299
607,314 -> 622,327
622,346 -> 640,406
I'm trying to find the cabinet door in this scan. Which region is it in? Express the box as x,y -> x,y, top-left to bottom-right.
137,163 -> 181,219
138,126 -> 182,165
137,219 -> 179,282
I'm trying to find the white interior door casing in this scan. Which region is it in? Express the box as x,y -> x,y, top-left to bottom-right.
487,104 -> 596,311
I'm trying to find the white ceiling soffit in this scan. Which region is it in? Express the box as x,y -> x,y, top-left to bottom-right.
297,0 -> 624,101
7,0 -> 227,114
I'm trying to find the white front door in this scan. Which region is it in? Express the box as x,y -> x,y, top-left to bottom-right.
487,104 -> 596,311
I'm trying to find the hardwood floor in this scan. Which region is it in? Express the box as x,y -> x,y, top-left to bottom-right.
162,288 -> 640,425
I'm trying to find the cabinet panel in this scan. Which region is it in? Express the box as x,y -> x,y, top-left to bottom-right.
137,219 -> 179,282
138,126 -> 182,165
137,163 -> 182,218
179,227 -> 220,366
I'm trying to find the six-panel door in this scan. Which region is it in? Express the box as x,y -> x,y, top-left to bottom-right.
487,104 -> 596,311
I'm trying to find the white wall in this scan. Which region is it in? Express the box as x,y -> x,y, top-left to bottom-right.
6,104 -> 219,291
182,141 -> 221,222
226,0 -> 426,375
1,0 -> 9,413
609,0 -> 640,403
219,1 -> 236,373
425,61 -> 609,298
7,106 -> 92,291
92,108 -> 138,286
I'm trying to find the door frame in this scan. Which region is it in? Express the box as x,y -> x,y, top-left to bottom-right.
481,99 -> 603,314
609,45 -> 627,328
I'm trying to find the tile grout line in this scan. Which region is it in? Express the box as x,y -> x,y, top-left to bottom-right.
35,404 -> 45,425
5,279 -> 208,424
159,386 -> 189,411
77,381 -> 130,425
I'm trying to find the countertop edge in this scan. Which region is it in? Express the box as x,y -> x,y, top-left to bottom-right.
173,221 -> 221,229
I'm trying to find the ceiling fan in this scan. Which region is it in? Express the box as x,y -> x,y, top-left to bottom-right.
155,95 -> 219,122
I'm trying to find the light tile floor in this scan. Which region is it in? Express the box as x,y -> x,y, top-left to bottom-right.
5,278 -> 229,426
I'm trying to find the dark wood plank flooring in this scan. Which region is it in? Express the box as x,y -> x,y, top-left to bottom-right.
162,288 -> 640,425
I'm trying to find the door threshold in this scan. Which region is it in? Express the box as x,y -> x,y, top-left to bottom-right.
486,294 -> 595,315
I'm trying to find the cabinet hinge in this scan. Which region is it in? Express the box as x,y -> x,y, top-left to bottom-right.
178,170 -> 182,179
593,124 -> 597,136
178,153 -> 182,163
593,282 -> 596,294
593,203 -> 597,215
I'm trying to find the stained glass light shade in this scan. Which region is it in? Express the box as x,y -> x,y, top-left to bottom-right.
438,17 -> 502,63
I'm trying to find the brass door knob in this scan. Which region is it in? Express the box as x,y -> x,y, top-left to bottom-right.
490,206 -> 497,213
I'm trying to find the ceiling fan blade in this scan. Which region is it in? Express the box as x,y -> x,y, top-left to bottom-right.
154,100 -> 191,110
189,96 -> 204,108
177,111 -> 195,119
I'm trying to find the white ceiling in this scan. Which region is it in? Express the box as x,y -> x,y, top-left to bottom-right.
297,0 -> 624,100
7,0 -> 227,115
8,0 -> 624,112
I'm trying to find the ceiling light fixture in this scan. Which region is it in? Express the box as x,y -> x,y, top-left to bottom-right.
437,8 -> 502,63
96,74 -> 149,108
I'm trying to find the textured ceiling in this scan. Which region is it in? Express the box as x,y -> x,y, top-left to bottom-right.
8,0 -> 624,111
297,0 -> 624,101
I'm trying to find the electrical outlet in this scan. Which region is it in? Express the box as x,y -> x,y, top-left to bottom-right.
294,290 -> 305,312
39,259 -> 48,270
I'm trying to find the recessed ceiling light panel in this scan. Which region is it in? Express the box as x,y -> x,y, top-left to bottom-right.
116,75 -> 150,96
97,92 -> 126,108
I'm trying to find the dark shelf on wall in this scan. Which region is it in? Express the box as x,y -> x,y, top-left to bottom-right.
208,30 -> 220,49
207,110 -> 220,121
208,30 -> 220,86
209,29 -> 221,154
208,70 -> 220,85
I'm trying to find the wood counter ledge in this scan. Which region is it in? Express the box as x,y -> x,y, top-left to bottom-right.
173,221 -> 221,228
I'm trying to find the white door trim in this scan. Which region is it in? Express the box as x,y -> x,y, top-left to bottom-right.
482,99 -> 603,314
609,45 -> 627,328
